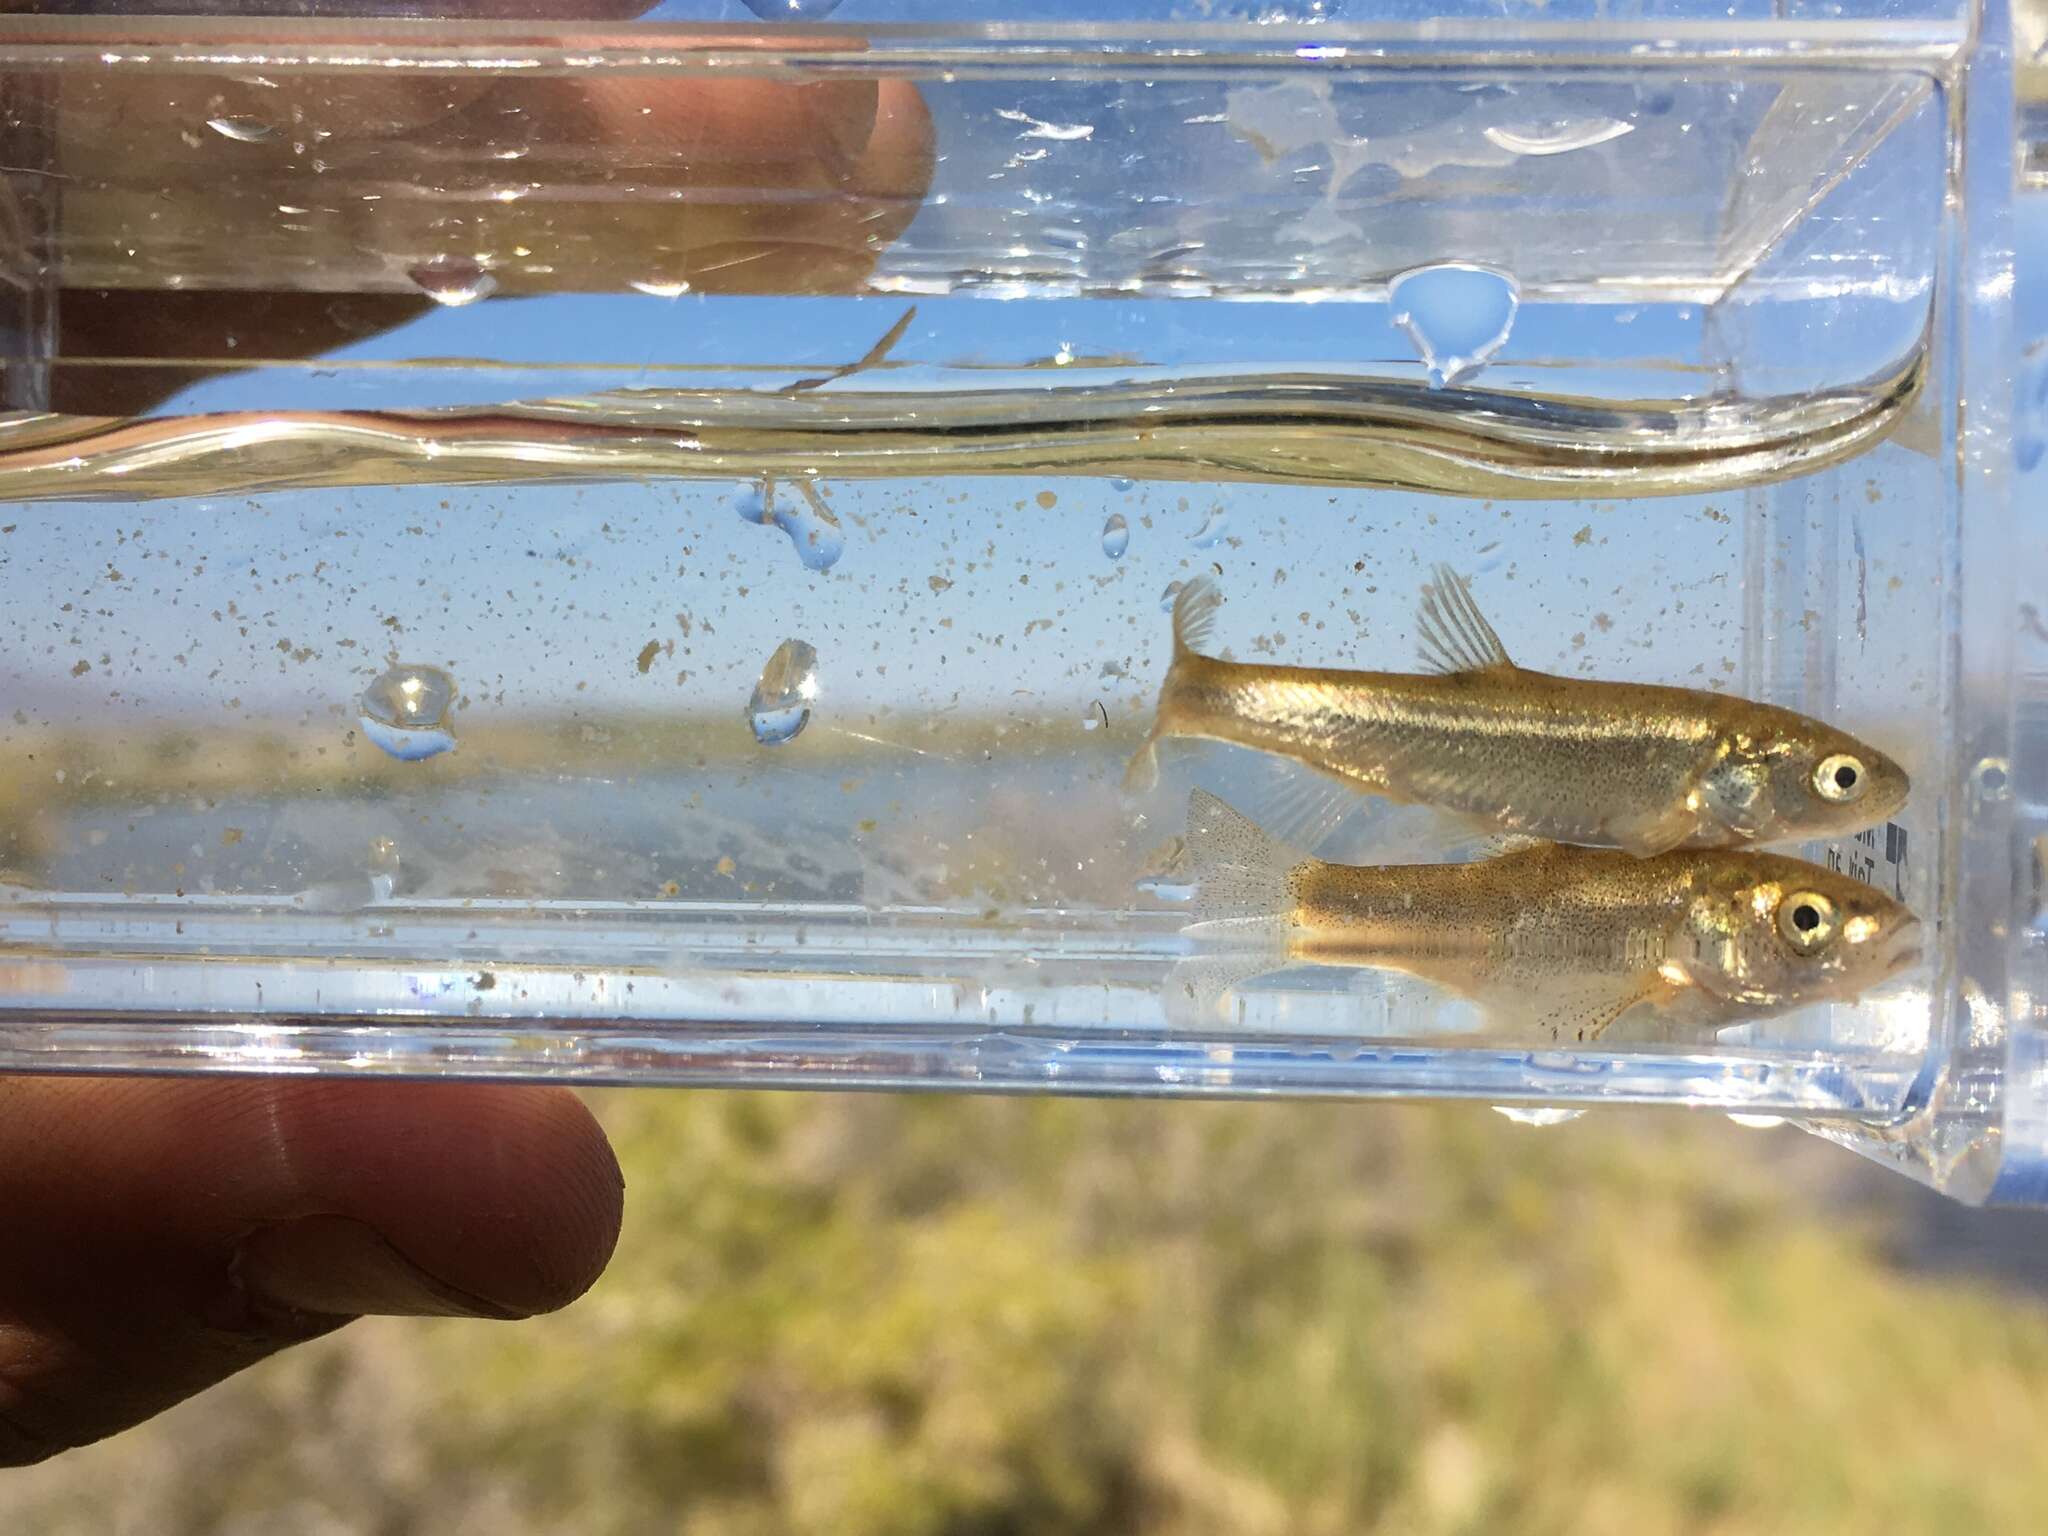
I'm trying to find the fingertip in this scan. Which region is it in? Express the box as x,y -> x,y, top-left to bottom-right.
859,78 -> 938,206
273,1080 -> 625,1319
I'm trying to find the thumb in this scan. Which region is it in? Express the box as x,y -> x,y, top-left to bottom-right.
0,1075 -> 623,1466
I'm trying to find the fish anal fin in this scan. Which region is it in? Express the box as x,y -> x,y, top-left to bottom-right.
1124,737 -> 1162,795
1236,762 -> 1369,857
1416,564 -> 1515,676
1610,803 -> 1700,859
1524,979 -> 1672,1045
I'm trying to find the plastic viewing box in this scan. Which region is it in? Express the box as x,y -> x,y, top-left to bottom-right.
0,0 -> 2041,1204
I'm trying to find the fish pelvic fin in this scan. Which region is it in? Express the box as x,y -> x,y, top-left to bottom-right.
1610,802 -> 1701,859
1172,576 -> 1224,660
1416,564 -> 1515,675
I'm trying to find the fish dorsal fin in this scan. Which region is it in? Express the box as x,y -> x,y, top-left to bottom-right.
1416,564 -> 1514,675
1173,577 -> 1223,659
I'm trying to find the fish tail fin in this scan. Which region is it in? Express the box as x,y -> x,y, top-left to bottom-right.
1183,788 -> 1302,926
1127,578 -> 1221,795
1171,576 -> 1223,661
1166,790 -> 1300,1024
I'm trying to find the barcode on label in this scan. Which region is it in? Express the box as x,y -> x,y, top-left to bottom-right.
1823,822 -> 1909,900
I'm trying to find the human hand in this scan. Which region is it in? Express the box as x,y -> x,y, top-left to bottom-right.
0,1074 -> 623,1465
1,0 -> 936,1465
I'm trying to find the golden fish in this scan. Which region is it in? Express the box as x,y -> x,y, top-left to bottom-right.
1128,567 -> 1908,856
1172,791 -> 1921,1039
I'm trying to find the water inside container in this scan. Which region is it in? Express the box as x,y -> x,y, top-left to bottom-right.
0,12 -> 1971,1123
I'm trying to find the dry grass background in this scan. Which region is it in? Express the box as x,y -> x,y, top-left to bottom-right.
5,1091 -> 2048,1536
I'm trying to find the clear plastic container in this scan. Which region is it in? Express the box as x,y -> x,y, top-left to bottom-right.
0,0 -> 2038,1203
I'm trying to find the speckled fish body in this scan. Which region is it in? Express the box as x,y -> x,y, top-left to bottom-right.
1130,568 -> 1909,857
1176,791 -> 1922,1039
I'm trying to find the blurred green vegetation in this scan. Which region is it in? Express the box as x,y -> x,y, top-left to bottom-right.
7,1093 -> 2048,1535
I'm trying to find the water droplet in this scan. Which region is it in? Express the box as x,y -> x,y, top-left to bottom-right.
1159,580 -> 1185,612
738,0 -> 846,16
206,116 -> 275,143
1481,117 -> 1634,157
1110,477 -> 1137,493
739,477 -> 844,573
628,279 -> 691,299
1388,262 -> 1520,388
1188,508 -> 1228,547
747,639 -> 819,746
358,663 -> 458,761
1101,513 -> 1130,560
367,835 -> 401,902
406,257 -> 497,308
1492,1106 -> 1585,1127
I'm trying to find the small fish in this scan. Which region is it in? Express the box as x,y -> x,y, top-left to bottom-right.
1127,568 -> 1909,856
1171,791 -> 1922,1039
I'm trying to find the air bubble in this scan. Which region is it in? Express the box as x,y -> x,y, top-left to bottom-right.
367,836 -> 401,902
629,279 -> 691,299
1388,262 -> 1520,388
1492,1106 -> 1585,1127
1101,513 -> 1130,560
358,663 -> 459,761
206,116 -> 276,143
1188,508 -> 1228,547
1481,118 -> 1634,157
739,477 -> 844,573
739,0 -> 846,16
406,257 -> 498,308
748,639 -> 819,746
1110,477 -> 1137,493
1159,580 -> 1185,612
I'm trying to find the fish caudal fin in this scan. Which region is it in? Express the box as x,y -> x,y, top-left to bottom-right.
1416,564 -> 1514,675
1126,578 -> 1224,797
1183,789 -> 1302,927
1171,576 -> 1223,660
1165,790 -> 1300,1024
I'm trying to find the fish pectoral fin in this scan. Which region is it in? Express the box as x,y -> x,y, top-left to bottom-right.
1609,803 -> 1700,858
1416,564 -> 1516,675
1697,761 -> 1770,842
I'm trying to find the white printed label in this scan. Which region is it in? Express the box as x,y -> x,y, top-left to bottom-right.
1824,822 -> 1909,901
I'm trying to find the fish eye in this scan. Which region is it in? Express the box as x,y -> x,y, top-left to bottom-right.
1777,890 -> 1840,954
1814,753 -> 1866,803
